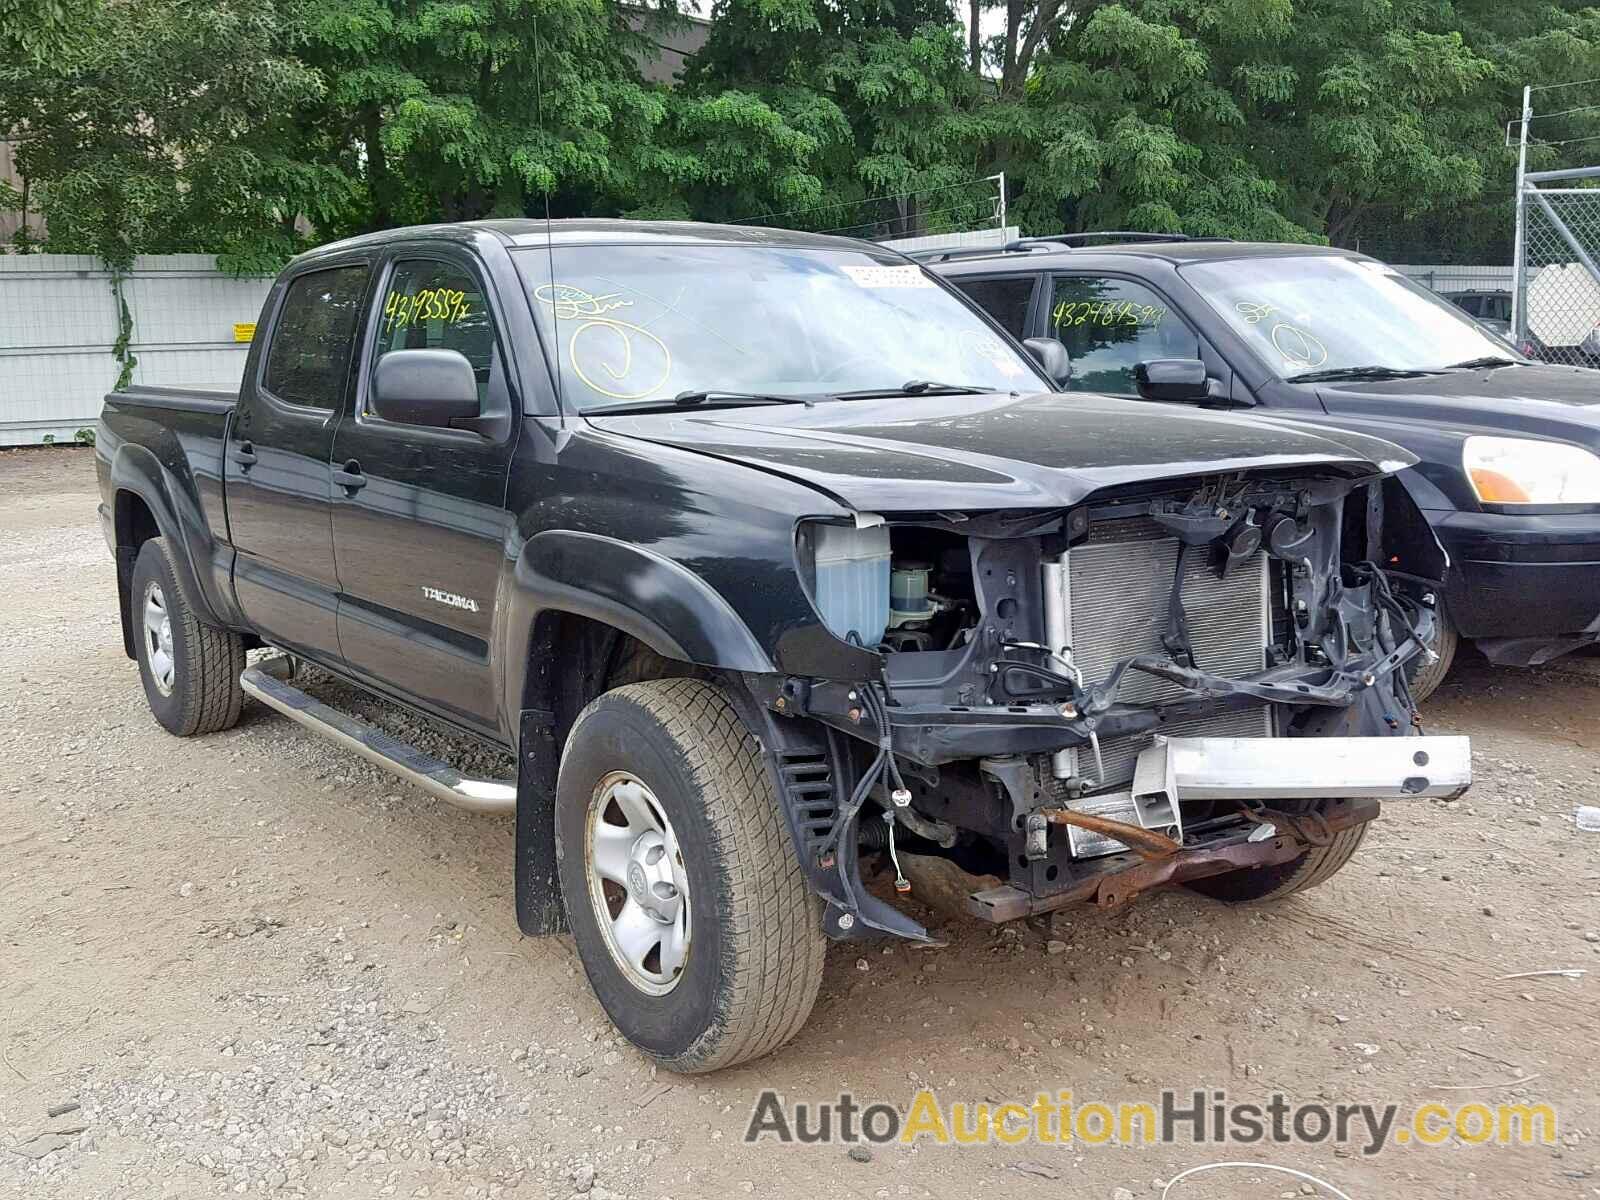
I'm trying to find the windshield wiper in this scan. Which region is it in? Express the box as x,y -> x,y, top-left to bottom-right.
587,390 -> 816,416
833,379 -> 996,399
1285,366 -> 1443,383
1444,356 -> 1519,370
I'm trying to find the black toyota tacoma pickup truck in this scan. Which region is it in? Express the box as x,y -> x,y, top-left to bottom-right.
928,234 -> 1600,697
97,220 -> 1470,1072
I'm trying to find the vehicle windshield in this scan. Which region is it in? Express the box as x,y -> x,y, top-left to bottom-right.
1180,255 -> 1523,379
513,243 -> 1043,411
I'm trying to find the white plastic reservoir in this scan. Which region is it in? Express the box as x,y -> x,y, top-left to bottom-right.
811,523 -> 891,648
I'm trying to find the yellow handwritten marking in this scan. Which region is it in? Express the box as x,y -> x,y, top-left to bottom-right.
1271,323 -> 1328,368
1052,299 -> 1164,330
534,283 -> 630,320
384,287 -> 471,333
535,283 -> 673,400
1235,300 -> 1327,368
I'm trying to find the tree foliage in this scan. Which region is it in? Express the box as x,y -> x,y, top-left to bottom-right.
1,0 -> 329,267
4,0 -> 1599,267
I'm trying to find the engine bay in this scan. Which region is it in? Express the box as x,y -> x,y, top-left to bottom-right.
780,468 -> 1446,908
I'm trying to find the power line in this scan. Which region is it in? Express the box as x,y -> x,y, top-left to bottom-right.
1531,132 -> 1600,149
814,201 -> 1004,237
733,176 -> 999,226
1530,102 -> 1600,121
1530,77 -> 1600,94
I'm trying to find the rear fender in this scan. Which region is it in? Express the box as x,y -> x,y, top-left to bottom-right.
109,442 -> 230,654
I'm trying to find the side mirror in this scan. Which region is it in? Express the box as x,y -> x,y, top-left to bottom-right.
1021,337 -> 1073,388
1135,358 -> 1224,403
371,349 -> 480,428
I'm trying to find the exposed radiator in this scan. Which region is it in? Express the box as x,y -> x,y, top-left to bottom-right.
1063,517 -> 1272,789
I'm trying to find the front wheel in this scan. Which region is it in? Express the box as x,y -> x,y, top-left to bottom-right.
555,679 -> 826,1073
1404,601 -> 1458,704
1185,821 -> 1368,904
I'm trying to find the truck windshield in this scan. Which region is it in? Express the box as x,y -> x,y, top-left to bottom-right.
514,244 -> 1043,411
1180,255 -> 1522,380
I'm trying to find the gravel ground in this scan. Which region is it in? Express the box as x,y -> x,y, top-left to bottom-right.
1,445 -> 1597,1199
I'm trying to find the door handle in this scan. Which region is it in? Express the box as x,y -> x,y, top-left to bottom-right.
231,441 -> 256,469
333,459 -> 367,493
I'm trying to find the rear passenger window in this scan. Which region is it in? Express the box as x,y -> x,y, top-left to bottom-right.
953,276 -> 1036,338
373,260 -> 499,407
263,266 -> 370,408
1049,275 -> 1200,395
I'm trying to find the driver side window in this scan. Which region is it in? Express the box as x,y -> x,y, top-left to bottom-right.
373,260 -> 499,408
1048,275 -> 1199,395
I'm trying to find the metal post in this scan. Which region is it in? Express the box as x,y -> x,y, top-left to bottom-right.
1512,85 -> 1532,342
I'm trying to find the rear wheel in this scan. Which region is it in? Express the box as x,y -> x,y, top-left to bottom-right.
555,678 -> 826,1073
131,538 -> 245,736
1185,821 -> 1368,904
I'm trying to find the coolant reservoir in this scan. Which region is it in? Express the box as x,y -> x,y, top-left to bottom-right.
811,523 -> 891,648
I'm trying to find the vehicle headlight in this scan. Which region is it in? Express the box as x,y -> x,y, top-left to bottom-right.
1463,435 -> 1600,505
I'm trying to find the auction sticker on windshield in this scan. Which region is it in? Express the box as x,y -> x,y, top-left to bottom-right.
840,264 -> 934,288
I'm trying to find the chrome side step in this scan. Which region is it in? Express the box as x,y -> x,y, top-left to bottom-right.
239,658 -> 516,815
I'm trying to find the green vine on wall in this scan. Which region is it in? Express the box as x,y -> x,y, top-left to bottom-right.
110,270 -> 137,391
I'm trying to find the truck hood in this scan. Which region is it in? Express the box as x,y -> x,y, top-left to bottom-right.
1316,362 -> 1600,452
587,390 -> 1413,511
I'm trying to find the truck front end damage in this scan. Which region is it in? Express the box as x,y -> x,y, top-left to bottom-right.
754,468 -> 1471,940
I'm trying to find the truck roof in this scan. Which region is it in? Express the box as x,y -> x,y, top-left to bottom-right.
298,218 -> 884,262
926,238 -> 1360,274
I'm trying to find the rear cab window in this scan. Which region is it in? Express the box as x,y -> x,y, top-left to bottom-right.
1048,275 -> 1200,395
950,275 -> 1038,338
262,265 -> 370,408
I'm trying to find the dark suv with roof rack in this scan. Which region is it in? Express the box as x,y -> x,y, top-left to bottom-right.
927,233 -> 1600,696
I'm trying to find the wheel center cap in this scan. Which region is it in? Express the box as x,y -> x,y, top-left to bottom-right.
627,861 -> 648,900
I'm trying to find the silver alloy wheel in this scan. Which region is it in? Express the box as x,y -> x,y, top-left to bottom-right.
585,771 -> 691,995
142,581 -> 176,696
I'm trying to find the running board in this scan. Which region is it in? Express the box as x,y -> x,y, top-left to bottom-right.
239,658 -> 516,815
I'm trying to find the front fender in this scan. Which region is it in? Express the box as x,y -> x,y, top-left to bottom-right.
499,530 -> 777,731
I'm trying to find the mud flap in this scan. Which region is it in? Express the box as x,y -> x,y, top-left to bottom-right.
514,707 -> 566,936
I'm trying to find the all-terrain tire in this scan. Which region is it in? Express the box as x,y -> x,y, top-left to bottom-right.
130,538 -> 246,737
1404,601 -> 1458,704
555,678 -> 826,1073
1184,822 -> 1368,904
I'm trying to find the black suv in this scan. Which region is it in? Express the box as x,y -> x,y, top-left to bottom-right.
929,235 -> 1600,694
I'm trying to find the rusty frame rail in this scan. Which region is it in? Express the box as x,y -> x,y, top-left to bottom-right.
968,798 -> 1380,923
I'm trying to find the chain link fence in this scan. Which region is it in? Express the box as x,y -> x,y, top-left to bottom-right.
1518,177 -> 1600,365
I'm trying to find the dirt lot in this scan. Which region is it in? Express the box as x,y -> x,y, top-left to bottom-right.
1,444 -> 1596,1199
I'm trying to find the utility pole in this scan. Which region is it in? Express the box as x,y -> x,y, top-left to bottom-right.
1512,85 -> 1532,343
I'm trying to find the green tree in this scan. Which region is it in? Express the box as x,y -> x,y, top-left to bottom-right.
0,0 -> 330,267
683,0 -> 988,234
